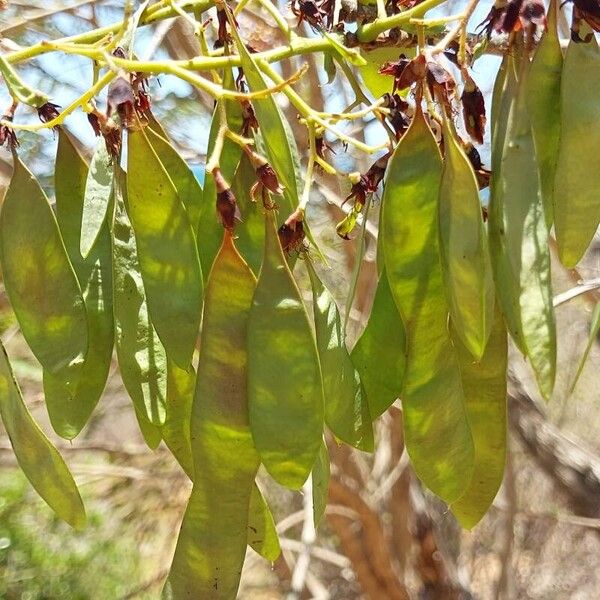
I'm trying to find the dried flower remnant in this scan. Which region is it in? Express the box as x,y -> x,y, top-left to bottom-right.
213,168 -> 242,231
291,0 -> 327,31
461,74 -> 486,144
464,142 -> 491,189
278,209 -> 306,253
0,103 -> 19,150
244,146 -> 284,200
379,54 -> 426,93
107,76 -> 136,129
240,100 -> 259,136
381,93 -> 410,138
37,102 -> 60,125
480,0 -> 546,36
426,61 -> 456,108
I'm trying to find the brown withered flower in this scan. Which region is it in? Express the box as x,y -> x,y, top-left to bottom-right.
278,209 -> 306,254
426,60 -> 456,108
570,0 -> 600,41
244,146 -> 284,200
315,136 -> 335,166
464,142 -> 491,189
379,54 -> 426,93
87,112 -> 101,137
213,168 -> 242,231
479,0 -> 545,37
291,0 -> 327,31
107,75 -> 136,128
381,93 -> 410,138
0,116 -> 18,150
461,74 -> 486,145
37,102 -> 60,124
88,110 -> 122,158
240,100 -> 258,136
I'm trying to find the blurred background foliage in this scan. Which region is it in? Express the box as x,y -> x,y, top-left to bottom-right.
1,1 -> 600,599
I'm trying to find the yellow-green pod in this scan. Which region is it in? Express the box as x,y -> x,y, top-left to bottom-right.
112,167 -> 167,425
0,154 -> 88,374
163,361 -> 280,561
197,69 -> 243,278
451,306 -> 507,529
382,106 -> 474,504
491,59 -> 556,399
0,340 -> 86,529
307,261 -> 373,452
439,116 -> 494,360
43,130 -> 114,440
527,0 -> 562,226
146,128 -> 203,235
167,232 -> 259,598
247,485 -> 281,561
554,23 -> 600,267
248,209 -> 324,490
488,55 -> 526,354
312,440 -> 330,528
79,138 -> 113,258
127,127 -> 203,369
351,265 -> 406,419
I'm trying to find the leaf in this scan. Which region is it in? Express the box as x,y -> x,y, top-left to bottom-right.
79,139 -> 113,258
312,440 -> 330,528
351,267 -> 406,419
112,167 -> 167,425
382,107 -> 474,503
247,484 -> 281,561
570,301 -> 600,393
451,306 -> 508,529
168,232 -> 259,598
0,340 -> 86,529
526,0 -> 562,226
248,209 -> 324,489
490,58 -> 557,399
127,127 -> 203,369
307,260 -> 373,451
554,23 -> 600,267
438,116 -> 494,359
146,127 -> 203,234
43,131 -> 115,440
0,155 -> 88,373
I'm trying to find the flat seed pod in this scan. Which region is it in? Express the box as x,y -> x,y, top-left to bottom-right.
307,261 -> 373,451
112,167 -> 167,425
127,127 -> 203,369
0,154 -> 88,374
526,0 -> 562,226
248,209 -> 324,489
43,130 -> 114,440
492,59 -> 556,399
0,340 -> 86,529
134,407 -> 162,449
163,360 -> 195,478
438,116 -> 494,360
168,232 -> 259,598
554,24 -> 600,267
451,306 -> 507,529
489,56 -> 527,354
234,40 -> 298,217
80,138 -> 112,258
197,69 -> 243,278
351,266 -> 406,419
146,127 -> 203,234
312,440 -> 330,528
232,154 -> 265,275
247,485 -> 281,561
382,106 -> 474,503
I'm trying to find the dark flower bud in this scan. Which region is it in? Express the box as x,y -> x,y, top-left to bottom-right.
278,209 -> 306,253
461,75 -> 486,145
245,146 -> 284,196
37,102 -> 61,125
213,168 -> 242,230
102,118 -> 122,159
364,152 -> 390,192
112,46 -> 126,59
